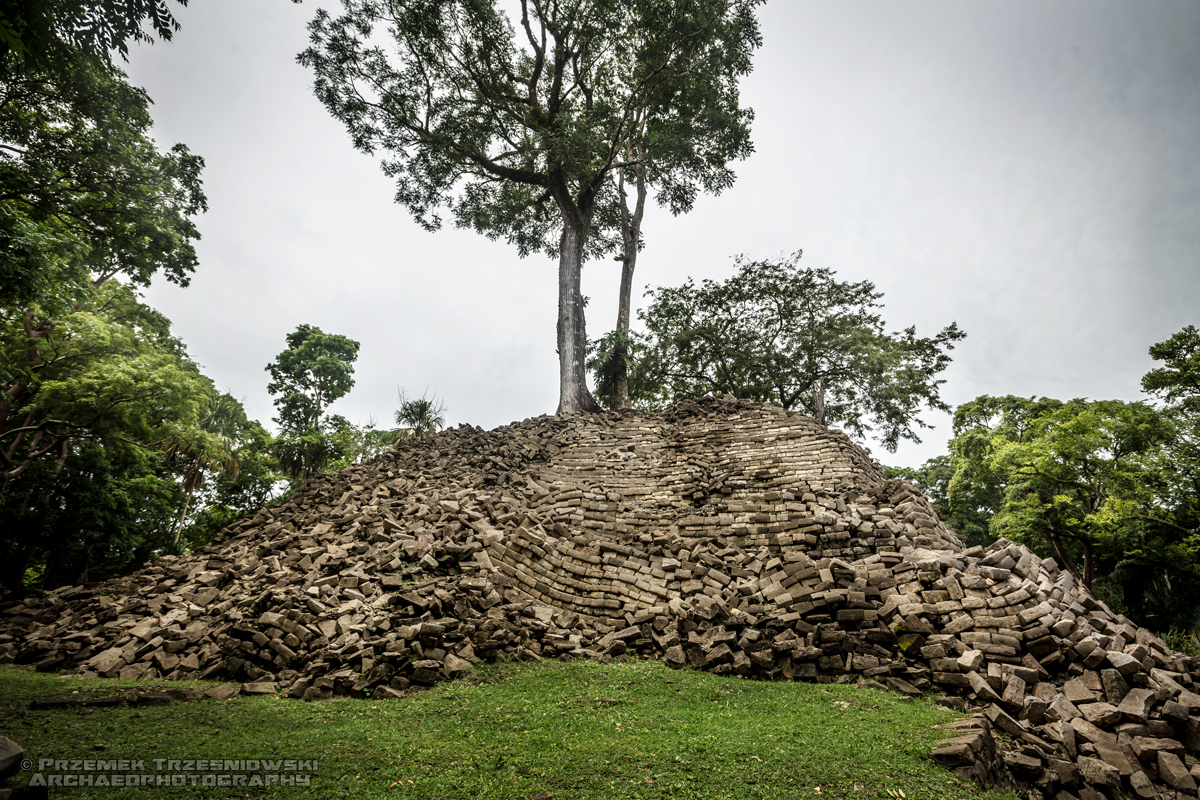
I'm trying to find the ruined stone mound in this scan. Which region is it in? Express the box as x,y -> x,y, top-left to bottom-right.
2,397 -> 1199,798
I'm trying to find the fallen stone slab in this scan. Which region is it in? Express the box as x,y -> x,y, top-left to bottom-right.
0,737 -> 22,781
204,683 -> 241,701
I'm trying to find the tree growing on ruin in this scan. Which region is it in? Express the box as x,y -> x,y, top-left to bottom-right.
634,252 -> 966,451
299,0 -> 763,414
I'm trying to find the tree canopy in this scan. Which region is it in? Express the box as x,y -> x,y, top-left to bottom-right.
266,324 -> 360,433
937,354 -> 1200,632
985,399 -> 1169,590
299,0 -> 763,414
0,54 -> 206,309
629,252 -> 965,451
266,324 -> 361,481
0,281 -> 219,588
0,0 -> 185,75
0,0 -> 288,589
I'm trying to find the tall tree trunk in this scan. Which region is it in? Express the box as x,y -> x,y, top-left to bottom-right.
613,150 -> 647,410
555,199 -> 601,415
1049,530 -> 1094,589
1081,538 -> 1094,589
172,485 -> 195,551
3,439 -> 69,589
812,380 -> 826,425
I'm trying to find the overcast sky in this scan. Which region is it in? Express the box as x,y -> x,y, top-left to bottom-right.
124,0 -> 1200,468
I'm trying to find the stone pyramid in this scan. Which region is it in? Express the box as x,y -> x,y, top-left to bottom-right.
1,397 -> 1198,798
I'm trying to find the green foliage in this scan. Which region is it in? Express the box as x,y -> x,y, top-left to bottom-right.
943,395 -> 1066,548
942,385 -> 1199,630
271,426 -> 342,484
986,399 -> 1169,586
181,418 -> 286,549
394,389 -> 447,439
0,281 -> 218,588
300,0 -> 761,256
634,253 -> 965,451
299,0 -> 764,411
266,324 -> 360,434
264,324 -> 361,483
162,393 -> 244,496
1143,325 -> 1200,414
0,0 -> 186,75
587,329 -> 666,410
0,53 -> 206,309
0,438 -> 182,588
1140,325 -> 1200,538
161,393 -> 289,553
327,414 -> 398,469
0,0 -> 287,586
1,281 -> 211,482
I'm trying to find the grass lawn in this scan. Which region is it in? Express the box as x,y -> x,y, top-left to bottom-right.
0,659 -> 1021,799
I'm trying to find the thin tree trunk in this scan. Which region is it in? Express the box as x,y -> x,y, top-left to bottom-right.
556,204 -> 601,415
4,439 -> 69,589
172,486 -> 195,551
1081,538 -> 1094,589
812,380 -> 826,425
614,149 -> 647,410
76,544 -> 94,585
1049,532 -> 1084,587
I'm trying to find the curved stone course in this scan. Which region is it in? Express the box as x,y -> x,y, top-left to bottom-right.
1,396 -> 1197,799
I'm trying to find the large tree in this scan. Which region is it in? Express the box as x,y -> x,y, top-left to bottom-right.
982,399 -> 1168,590
0,53 -> 204,311
943,395 -> 1066,546
942,388 -> 1198,629
299,0 -> 763,414
0,281 -> 215,588
1139,326 -> 1200,629
633,252 -> 965,451
597,22 -> 757,409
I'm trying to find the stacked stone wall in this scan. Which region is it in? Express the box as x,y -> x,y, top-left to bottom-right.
1,397 -> 1198,799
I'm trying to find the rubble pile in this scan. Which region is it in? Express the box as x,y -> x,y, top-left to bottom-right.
1,397 -> 1197,799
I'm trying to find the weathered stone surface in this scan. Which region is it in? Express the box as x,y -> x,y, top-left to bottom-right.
1131,736 -> 1184,762
1117,688 -> 1156,723
1100,668 -> 1129,705
204,682 -> 240,701
1003,750 -> 1043,780
1128,770 -> 1156,799
0,737 -> 22,781
1078,756 -> 1120,788
1064,678 -> 1099,705
240,682 -> 277,696
1090,741 -> 1136,778
968,671 -> 1002,704
1078,702 -> 1121,728
1105,651 -> 1142,677
1156,751 -> 1197,792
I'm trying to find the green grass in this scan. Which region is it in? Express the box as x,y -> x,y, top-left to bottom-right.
0,660 -> 1021,800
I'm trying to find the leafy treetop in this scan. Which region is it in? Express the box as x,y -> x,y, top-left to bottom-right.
634,252 -> 965,451
0,54 -> 206,309
266,324 -> 361,433
299,0 -> 764,413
